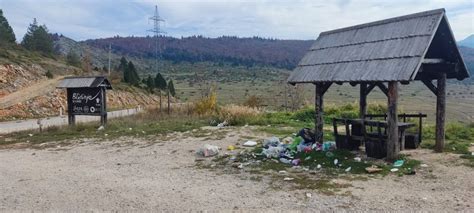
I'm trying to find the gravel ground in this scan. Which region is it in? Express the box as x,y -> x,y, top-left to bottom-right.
0,127 -> 472,211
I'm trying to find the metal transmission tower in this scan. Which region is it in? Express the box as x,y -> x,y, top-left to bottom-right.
148,5 -> 166,73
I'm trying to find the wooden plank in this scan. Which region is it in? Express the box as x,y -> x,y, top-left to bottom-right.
422,58 -> 445,64
421,79 -> 438,95
315,84 -> 324,143
376,82 -> 389,96
435,72 -> 446,152
360,83 -> 367,119
386,81 -> 399,161
365,83 -> 377,96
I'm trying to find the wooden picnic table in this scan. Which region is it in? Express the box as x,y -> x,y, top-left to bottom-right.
349,119 -> 416,151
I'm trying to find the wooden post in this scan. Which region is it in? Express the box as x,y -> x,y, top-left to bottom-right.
386,81 -> 399,161
315,83 -> 324,143
167,89 -> 171,114
101,88 -> 107,126
435,73 -> 446,152
360,83 -> 367,119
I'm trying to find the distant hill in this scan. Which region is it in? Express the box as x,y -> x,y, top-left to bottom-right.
459,35 -> 474,48
84,36 -> 314,70
459,46 -> 474,79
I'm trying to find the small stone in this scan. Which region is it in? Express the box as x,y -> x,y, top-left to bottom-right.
306,193 -> 312,198
283,177 -> 294,181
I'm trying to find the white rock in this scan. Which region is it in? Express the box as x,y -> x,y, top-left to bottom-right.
283,177 -> 294,181
390,168 -> 399,172
316,164 -> 322,169
420,164 -> 429,168
345,167 -> 352,172
306,193 -> 312,198
97,126 -> 105,131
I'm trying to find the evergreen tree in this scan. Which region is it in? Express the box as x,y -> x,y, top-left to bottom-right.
154,73 -> 167,112
21,18 -> 54,55
168,79 -> 176,97
146,75 -> 155,91
66,49 -> 80,67
126,61 -> 140,85
118,56 -> 128,72
154,73 -> 167,91
0,9 -> 16,44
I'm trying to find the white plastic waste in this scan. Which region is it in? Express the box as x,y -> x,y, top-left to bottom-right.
263,136 -> 280,147
196,144 -> 219,157
243,140 -> 257,147
334,159 -> 339,165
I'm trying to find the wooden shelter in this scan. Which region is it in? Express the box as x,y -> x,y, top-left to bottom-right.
287,9 -> 470,160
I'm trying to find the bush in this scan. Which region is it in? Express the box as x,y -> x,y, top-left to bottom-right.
45,70 -> 53,79
217,105 -> 261,125
243,95 -> 262,108
194,88 -> 217,115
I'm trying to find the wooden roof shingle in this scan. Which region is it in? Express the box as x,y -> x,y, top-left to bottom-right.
288,8 -> 470,83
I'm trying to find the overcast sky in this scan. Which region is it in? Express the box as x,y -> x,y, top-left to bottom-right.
1,0 -> 473,41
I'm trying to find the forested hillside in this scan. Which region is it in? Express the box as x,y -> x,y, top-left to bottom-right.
84,36 -> 313,69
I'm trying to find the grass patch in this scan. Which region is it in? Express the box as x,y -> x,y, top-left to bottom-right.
1,110 -> 211,145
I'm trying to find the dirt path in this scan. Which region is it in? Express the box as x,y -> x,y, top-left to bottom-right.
0,76 -> 63,109
0,127 -> 472,211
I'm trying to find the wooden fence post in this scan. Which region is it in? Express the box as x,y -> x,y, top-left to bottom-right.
435,72 -> 446,152
360,83 -> 367,119
386,81 -> 399,161
315,83 -> 324,143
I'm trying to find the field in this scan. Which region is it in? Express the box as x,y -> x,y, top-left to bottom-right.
144,61 -> 474,123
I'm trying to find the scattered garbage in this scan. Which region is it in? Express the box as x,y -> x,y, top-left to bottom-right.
306,193 -> 312,198
322,141 -> 336,151
217,120 -> 228,128
316,164 -> 322,169
28,134 -> 33,137
280,158 -> 291,164
296,128 -> 315,143
263,146 -> 285,158
97,126 -> 105,131
283,177 -> 294,181
333,159 -> 339,165
325,151 -> 334,158
354,157 -> 361,162
404,168 -> 416,175
227,145 -> 235,151
263,137 -> 280,148
390,168 -> 399,172
243,140 -> 257,147
393,160 -> 404,167
420,164 -> 429,168
291,159 -> 301,166
196,144 -> 220,157
365,166 -> 382,173
281,137 -> 294,144
278,170 -> 287,174
345,167 -> 352,172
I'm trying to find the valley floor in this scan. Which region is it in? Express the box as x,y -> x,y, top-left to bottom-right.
0,126 -> 472,211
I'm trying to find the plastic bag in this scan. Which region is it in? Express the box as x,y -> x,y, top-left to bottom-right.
196,144 -> 219,157
263,137 -> 280,148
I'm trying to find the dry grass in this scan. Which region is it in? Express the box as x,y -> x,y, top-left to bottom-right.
218,104 -> 261,125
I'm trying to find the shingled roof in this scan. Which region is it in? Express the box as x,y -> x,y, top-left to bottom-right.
288,8 -> 470,84
57,76 -> 112,89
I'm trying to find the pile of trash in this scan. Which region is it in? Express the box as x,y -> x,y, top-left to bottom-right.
260,128 -> 336,166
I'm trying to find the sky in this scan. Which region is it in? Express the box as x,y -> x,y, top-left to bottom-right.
1,0 -> 473,42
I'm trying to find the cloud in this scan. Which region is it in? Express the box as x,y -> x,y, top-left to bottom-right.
0,0 -> 472,41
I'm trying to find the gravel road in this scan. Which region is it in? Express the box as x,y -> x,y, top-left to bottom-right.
0,127 -> 472,211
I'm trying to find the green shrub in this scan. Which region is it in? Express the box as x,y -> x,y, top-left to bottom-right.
45,70 -> 53,79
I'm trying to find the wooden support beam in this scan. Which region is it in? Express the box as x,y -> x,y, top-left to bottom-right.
421,79 -> 438,95
360,83 -> 367,119
386,81 -> 399,161
315,83 -> 325,143
365,83 -> 377,96
435,72 -> 447,152
376,82 -> 389,97
321,82 -> 332,95
422,58 -> 445,64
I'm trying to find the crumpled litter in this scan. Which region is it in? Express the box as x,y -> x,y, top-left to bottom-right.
196,144 -> 219,157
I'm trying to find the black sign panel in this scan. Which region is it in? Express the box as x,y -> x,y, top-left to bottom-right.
67,88 -> 103,115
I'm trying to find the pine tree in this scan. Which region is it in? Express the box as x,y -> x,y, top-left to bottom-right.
154,73 -> 167,112
127,61 -> 140,86
0,9 -> 16,45
21,18 -> 54,55
66,49 -> 80,67
118,56 -> 128,72
146,75 -> 155,91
